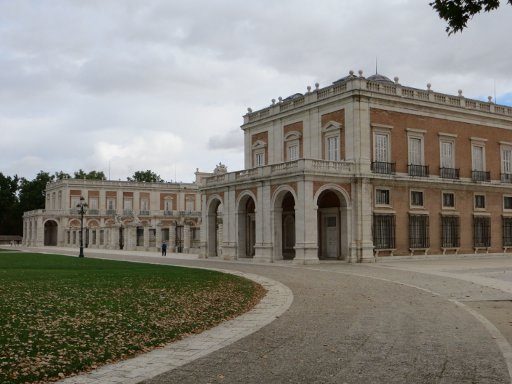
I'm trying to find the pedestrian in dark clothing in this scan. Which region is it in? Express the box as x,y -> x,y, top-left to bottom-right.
161,242 -> 167,256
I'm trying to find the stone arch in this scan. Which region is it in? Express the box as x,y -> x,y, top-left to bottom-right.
314,185 -> 351,260
44,219 -> 58,246
236,192 -> 257,259
206,195 -> 223,257
272,185 -> 298,261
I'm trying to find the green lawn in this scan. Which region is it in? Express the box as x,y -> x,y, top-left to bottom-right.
0,252 -> 265,383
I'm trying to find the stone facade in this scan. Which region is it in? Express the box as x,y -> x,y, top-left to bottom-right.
22,171 -> 210,253
200,71 -> 512,263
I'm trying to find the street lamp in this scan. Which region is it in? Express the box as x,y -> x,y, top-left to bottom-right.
77,196 -> 88,258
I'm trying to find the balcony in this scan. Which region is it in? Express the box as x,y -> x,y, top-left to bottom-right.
139,210 -> 150,216
205,159 -> 355,186
123,209 -> 133,215
106,209 -> 117,215
88,209 -> 99,215
472,170 -> 490,182
439,167 -> 460,179
371,161 -> 396,175
502,173 -> 512,183
408,164 -> 429,177
163,210 -> 174,216
69,208 -> 79,215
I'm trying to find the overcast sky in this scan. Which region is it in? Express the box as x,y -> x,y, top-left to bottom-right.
1,0 -> 511,182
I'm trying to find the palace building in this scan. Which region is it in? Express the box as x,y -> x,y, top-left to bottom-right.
22,172 -> 209,253
199,70 -> 512,263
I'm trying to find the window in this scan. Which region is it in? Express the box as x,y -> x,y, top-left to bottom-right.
375,189 -> 390,206
475,195 -> 486,209
442,192 -> 455,208
473,216 -> 491,247
123,198 -> 132,210
503,218 -> 512,247
107,198 -> 116,210
409,215 -> 429,248
327,136 -> 339,161
440,140 -> 454,169
140,198 -> 149,211
288,144 -> 299,161
505,196 -> 512,210
408,133 -> 428,176
70,196 -> 80,209
410,191 -> 424,207
186,198 -> 195,211
373,214 -> 395,249
374,133 -> 390,163
502,146 -> 512,182
254,151 -> 265,167
88,197 -> 98,210
441,216 -> 460,248
164,199 -> 172,212
472,145 -> 485,171
408,136 -> 423,165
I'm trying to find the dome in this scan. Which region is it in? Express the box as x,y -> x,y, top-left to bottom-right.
367,73 -> 394,84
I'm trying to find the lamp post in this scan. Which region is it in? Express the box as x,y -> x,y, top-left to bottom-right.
77,196 -> 88,258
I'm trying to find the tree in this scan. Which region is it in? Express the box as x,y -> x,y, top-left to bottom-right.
18,171 -> 52,215
73,169 -> 106,180
430,0 -> 510,34
53,171 -> 71,180
0,172 -> 21,235
127,170 -> 164,183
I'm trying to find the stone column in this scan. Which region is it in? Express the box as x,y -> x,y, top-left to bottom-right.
155,223 -> 162,252
216,221 -> 223,258
143,226 -> 150,250
169,222 -> 177,253
350,178 -> 375,262
125,225 -> 136,251
294,179 -> 319,264
111,226 -> 120,249
254,182 -> 272,262
183,224 -> 191,253
222,188 -> 237,259
35,216 -> 44,247
199,194 -> 208,258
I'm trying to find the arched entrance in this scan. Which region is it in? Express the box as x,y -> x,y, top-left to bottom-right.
206,197 -> 223,257
237,194 -> 256,258
272,188 -> 297,261
44,220 -> 58,246
316,188 -> 350,260
281,192 -> 296,260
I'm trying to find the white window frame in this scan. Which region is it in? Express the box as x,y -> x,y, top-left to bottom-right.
252,140 -> 267,168
107,198 -> 116,210
373,130 -> 391,163
504,195 -> 512,211
407,132 -> 424,166
439,138 -> 455,169
474,193 -> 486,210
501,144 -> 512,175
410,190 -> 424,208
88,197 -> 99,210
164,198 -> 173,212
140,198 -> 149,211
326,136 -> 339,161
470,138 -> 487,172
441,191 -> 455,210
322,121 -> 342,161
254,150 -> 265,167
284,131 -> 301,162
123,198 -> 133,210
375,188 -> 391,207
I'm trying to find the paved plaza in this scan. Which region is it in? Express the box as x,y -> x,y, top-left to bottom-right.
19,247 -> 512,383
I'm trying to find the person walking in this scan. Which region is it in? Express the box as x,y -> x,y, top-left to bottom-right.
161,241 -> 167,256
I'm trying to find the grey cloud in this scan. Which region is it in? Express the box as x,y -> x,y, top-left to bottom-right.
208,129 -> 244,151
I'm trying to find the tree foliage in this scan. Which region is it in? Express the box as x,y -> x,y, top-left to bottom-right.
430,0 -> 510,34
0,173 -> 21,235
73,169 -> 106,180
0,169 -> 107,236
127,170 -> 164,183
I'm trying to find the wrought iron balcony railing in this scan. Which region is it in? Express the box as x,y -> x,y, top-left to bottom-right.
408,164 -> 429,177
472,170 -> 490,182
439,167 -> 460,179
371,161 -> 396,175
